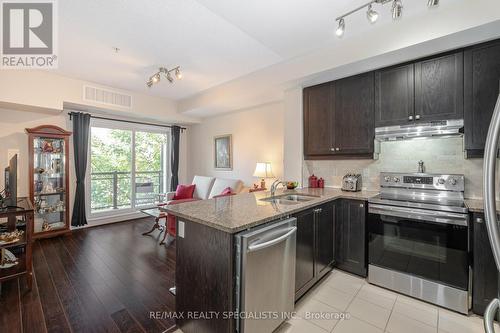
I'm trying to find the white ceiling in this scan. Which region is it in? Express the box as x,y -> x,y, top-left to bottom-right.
55,0 -> 500,116
56,0 -> 432,101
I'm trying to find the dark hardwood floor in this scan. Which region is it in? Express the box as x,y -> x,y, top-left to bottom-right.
0,217 -> 177,333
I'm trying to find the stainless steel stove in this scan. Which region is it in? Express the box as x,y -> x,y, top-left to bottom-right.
367,172 -> 470,314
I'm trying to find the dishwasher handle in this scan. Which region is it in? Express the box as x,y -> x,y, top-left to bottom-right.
247,227 -> 297,253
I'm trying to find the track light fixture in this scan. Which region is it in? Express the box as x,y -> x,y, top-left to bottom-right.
336,18 -> 345,37
146,66 -> 182,87
335,0 -> 439,38
427,0 -> 439,7
366,5 -> 379,23
392,0 -> 403,20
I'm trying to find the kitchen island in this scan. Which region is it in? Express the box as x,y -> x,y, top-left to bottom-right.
162,187 -> 377,333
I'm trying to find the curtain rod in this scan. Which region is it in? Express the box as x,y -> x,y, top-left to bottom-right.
67,112 -> 187,131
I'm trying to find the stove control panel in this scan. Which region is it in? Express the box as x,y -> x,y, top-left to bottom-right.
380,172 -> 465,191
403,176 -> 433,185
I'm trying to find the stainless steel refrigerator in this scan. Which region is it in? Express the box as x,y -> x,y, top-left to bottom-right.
482,92 -> 500,332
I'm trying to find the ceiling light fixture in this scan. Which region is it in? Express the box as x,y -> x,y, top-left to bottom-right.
366,5 -> 379,23
146,66 -> 182,88
392,0 -> 403,20
335,0 -> 437,37
335,18 -> 345,37
427,0 -> 439,7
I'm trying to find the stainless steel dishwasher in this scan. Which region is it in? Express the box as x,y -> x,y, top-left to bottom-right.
235,217 -> 297,333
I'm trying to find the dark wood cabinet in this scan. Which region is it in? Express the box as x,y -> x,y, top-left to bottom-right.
375,52 -> 463,128
375,63 -> 415,127
335,199 -> 367,277
303,73 -> 374,159
414,52 -> 463,122
294,208 -> 316,297
334,72 -> 375,156
315,202 -> 336,277
294,201 -> 336,300
303,82 -> 334,156
464,40 -> 500,158
472,213 -> 499,316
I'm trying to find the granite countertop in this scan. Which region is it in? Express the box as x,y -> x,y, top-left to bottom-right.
161,188 -> 378,234
465,198 -> 500,213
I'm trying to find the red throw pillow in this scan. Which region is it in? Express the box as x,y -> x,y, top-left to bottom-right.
221,187 -> 233,195
213,187 -> 235,199
173,184 -> 195,200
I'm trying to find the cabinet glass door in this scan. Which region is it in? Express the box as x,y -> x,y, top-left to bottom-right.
33,136 -> 66,233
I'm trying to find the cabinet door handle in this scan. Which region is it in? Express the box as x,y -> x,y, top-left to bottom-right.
360,204 -> 364,208
408,115 -> 413,121
336,148 -> 340,151
415,115 -> 421,120
476,217 -> 483,224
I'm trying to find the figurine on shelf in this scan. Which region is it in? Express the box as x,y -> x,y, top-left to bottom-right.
35,167 -> 45,174
42,140 -> 54,152
42,220 -> 51,231
42,182 -> 54,193
51,158 -> 62,173
34,180 -> 43,193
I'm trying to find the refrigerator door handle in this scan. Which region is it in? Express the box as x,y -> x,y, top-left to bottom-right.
485,298 -> 500,333
483,93 -> 500,271
483,93 -> 500,333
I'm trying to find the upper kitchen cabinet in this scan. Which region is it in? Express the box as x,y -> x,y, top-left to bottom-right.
303,73 -> 374,159
334,72 -> 375,157
375,63 -> 414,127
414,52 -> 464,122
464,40 -> 500,158
303,82 -> 334,156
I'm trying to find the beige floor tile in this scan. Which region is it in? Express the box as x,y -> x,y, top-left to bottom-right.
295,298 -> 341,332
332,317 -> 383,333
313,283 -> 356,311
356,284 -> 397,309
275,318 -> 328,333
386,312 -> 437,333
438,309 -> 486,333
393,296 -> 438,327
347,297 -> 391,329
324,271 -> 365,296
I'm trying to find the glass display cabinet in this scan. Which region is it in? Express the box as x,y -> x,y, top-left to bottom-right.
26,125 -> 72,238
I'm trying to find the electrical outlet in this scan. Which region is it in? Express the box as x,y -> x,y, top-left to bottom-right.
178,221 -> 185,238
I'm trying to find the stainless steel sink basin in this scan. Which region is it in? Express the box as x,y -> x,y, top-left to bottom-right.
260,194 -> 320,204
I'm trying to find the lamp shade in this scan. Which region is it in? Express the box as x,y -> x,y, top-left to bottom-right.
253,162 -> 274,178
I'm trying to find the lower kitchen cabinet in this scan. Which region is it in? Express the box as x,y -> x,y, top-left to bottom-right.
472,212 -> 499,316
294,201 -> 336,300
335,199 -> 367,277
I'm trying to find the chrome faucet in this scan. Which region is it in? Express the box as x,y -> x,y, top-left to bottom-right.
418,160 -> 425,173
270,179 -> 287,197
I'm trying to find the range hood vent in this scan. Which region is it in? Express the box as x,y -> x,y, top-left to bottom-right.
375,119 -> 464,141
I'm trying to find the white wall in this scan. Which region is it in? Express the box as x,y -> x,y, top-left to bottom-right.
0,70 -> 199,124
188,102 -> 284,187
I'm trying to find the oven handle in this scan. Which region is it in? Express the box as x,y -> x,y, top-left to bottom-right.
369,204 -> 468,227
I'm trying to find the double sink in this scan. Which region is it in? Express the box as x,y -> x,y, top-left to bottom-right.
260,193 -> 320,205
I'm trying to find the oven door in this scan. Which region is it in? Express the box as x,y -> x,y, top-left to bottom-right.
368,204 -> 469,290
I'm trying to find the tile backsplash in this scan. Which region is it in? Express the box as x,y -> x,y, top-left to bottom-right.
303,137 -> 494,199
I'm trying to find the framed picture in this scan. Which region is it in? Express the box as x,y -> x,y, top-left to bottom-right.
214,134 -> 232,170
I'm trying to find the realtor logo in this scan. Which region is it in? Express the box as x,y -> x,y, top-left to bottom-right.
1,0 -> 58,68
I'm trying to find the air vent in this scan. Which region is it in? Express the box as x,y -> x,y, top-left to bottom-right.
83,86 -> 132,108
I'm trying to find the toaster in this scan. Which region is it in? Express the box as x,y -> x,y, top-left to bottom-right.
342,173 -> 362,192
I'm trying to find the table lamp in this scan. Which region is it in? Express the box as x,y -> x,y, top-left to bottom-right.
253,162 -> 274,189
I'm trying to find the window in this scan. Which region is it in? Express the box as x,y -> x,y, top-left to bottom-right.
88,119 -> 170,217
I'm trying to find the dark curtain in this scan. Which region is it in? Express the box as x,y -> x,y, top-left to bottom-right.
170,125 -> 181,191
71,112 -> 91,227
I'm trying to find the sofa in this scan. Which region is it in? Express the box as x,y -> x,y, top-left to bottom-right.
164,175 -> 244,201
157,176 -> 244,244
